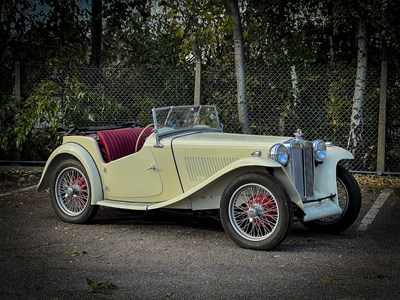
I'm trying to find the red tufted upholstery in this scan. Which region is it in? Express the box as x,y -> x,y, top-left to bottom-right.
97,127 -> 153,162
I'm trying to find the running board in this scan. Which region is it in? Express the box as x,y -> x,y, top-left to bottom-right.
96,200 -> 161,211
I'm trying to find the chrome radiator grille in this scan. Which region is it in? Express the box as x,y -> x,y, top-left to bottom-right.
290,144 -> 314,199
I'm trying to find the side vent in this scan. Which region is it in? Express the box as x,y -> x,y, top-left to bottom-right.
184,157 -> 237,182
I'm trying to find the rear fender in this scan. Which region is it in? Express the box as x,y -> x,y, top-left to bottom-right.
37,142 -> 103,205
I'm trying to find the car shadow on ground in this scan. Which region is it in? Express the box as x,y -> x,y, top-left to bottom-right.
91,206 -> 357,247
92,207 -> 225,232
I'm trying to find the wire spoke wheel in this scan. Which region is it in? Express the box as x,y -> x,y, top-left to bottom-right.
220,173 -> 292,251
229,183 -> 279,241
56,167 -> 90,216
50,159 -> 98,223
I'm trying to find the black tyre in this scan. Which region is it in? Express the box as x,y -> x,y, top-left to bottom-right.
220,173 -> 293,251
302,164 -> 361,233
50,159 -> 98,223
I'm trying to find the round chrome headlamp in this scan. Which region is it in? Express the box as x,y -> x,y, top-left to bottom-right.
313,140 -> 327,161
269,143 -> 289,165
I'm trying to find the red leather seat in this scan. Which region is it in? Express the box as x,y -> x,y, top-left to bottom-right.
97,127 -> 153,162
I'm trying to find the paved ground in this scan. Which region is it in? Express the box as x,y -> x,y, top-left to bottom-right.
0,174 -> 399,299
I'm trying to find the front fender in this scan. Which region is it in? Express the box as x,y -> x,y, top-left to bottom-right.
166,147 -> 354,212
151,156 -> 300,210
314,145 -> 353,197
37,142 -> 103,205
327,145 -> 354,162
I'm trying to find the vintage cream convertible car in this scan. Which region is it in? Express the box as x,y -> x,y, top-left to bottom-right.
38,105 -> 361,250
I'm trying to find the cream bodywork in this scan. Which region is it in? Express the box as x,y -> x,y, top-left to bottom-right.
38,130 -> 353,221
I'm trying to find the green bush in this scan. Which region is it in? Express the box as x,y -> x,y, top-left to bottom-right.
0,81 -> 63,160
0,96 -> 19,160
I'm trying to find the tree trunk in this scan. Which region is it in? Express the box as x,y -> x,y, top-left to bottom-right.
348,20 -> 367,155
326,0 -> 335,67
290,65 -> 300,107
89,0 -> 102,67
223,0 -> 250,134
278,65 -> 298,136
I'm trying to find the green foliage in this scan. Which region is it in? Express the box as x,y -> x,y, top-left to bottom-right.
1,74 -> 132,160
156,0 -> 239,67
0,96 -> 19,159
20,127 -> 61,161
387,146 -> 400,160
62,77 -> 126,127
215,92 -> 242,133
1,0 -> 399,172
202,64 -> 243,133
0,81 -> 64,160
244,1 -> 327,65
136,97 -> 156,125
1,0 -> 89,71
102,0 -> 183,66
6,81 -> 63,161
15,81 -> 62,150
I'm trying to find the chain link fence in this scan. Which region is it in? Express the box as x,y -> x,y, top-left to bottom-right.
10,64 -> 400,174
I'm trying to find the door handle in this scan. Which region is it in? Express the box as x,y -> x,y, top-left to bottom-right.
147,165 -> 157,171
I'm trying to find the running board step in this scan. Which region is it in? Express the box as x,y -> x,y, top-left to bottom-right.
96,200 -> 161,211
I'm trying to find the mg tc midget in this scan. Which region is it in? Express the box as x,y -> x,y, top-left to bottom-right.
38,105 -> 361,250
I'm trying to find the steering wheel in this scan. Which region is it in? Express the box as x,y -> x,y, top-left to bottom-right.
135,123 -> 154,153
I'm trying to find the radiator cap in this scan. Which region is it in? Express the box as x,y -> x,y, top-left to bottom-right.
294,129 -> 304,140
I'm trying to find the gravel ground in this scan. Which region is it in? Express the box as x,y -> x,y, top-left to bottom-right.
1,168 -> 399,299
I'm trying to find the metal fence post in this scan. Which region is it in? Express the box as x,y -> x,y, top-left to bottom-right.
14,60 -> 22,160
377,46 -> 387,174
191,35 -> 202,105
14,61 -> 21,103
194,60 -> 202,106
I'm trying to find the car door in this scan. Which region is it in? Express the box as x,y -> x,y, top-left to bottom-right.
101,147 -> 163,201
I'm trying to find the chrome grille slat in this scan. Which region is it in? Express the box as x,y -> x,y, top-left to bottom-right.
291,147 -> 305,197
304,146 -> 314,197
289,143 -> 315,199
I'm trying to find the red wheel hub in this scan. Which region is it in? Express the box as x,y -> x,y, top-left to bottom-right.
71,177 -> 87,204
246,194 -> 277,226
